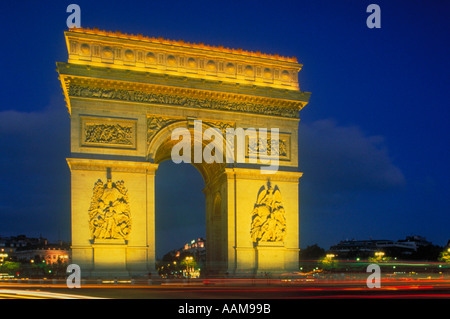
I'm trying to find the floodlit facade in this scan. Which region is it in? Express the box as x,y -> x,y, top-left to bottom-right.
57,28 -> 310,278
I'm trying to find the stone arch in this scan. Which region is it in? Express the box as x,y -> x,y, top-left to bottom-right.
59,28 -> 308,278
147,119 -> 232,275
147,119 -> 233,185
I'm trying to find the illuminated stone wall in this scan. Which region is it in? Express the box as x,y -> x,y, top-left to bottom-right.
57,28 -> 310,277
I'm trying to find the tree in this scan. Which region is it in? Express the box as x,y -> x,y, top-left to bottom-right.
0,261 -> 20,275
299,244 -> 326,260
157,251 -> 199,278
411,245 -> 442,261
439,248 -> 450,263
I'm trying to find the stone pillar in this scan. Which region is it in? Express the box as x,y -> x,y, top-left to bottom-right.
224,168 -> 302,276
67,158 -> 158,278
144,164 -> 158,277
204,170 -> 228,276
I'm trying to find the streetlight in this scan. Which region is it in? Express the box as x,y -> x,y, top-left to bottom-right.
375,251 -> 385,260
325,254 -> 336,274
185,257 -> 193,278
0,253 -> 8,263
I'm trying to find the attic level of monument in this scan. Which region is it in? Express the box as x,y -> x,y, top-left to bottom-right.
67,28 -> 299,62
64,28 -> 305,91
59,28 -> 311,118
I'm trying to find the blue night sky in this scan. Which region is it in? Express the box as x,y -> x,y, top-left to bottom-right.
0,1 -> 448,257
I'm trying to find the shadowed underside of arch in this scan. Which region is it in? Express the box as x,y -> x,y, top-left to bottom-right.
151,126 -> 228,187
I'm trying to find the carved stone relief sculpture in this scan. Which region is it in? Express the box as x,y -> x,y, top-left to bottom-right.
88,179 -> 132,240
84,123 -> 134,146
248,138 -> 288,158
69,84 -> 301,118
250,182 -> 286,244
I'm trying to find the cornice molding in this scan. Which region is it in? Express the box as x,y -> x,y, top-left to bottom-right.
224,168 -> 303,182
57,62 -> 310,102
66,158 -> 158,174
61,75 -> 306,118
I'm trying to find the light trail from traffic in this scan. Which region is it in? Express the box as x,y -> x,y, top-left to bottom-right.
1,278 -> 449,299
0,289 -> 104,299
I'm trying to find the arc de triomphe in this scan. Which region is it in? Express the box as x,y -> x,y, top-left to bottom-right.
57,28 -> 310,278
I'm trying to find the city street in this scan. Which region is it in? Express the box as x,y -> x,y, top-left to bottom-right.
1,278 -> 449,299
2,279 -> 446,319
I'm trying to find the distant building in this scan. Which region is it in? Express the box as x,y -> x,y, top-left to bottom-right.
395,235 -> 432,250
0,235 -> 46,257
329,235 -> 432,259
170,238 -> 206,265
183,238 -> 206,259
0,235 -> 70,265
159,238 -> 206,278
329,239 -> 384,258
14,244 -> 70,265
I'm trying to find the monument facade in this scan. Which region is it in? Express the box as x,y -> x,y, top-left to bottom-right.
57,28 -> 310,277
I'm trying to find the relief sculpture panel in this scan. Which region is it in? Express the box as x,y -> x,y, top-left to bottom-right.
88,179 -> 132,241
250,182 -> 286,244
81,116 -> 137,149
247,134 -> 290,161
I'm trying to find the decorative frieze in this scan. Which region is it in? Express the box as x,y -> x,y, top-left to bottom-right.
203,120 -> 235,136
80,116 -> 137,149
84,123 -> 133,145
247,134 -> 290,161
147,116 -> 235,148
147,116 -> 182,145
70,84 -> 300,118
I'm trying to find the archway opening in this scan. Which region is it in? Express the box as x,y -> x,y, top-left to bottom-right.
155,160 -> 206,277
150,121 -> 230,277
